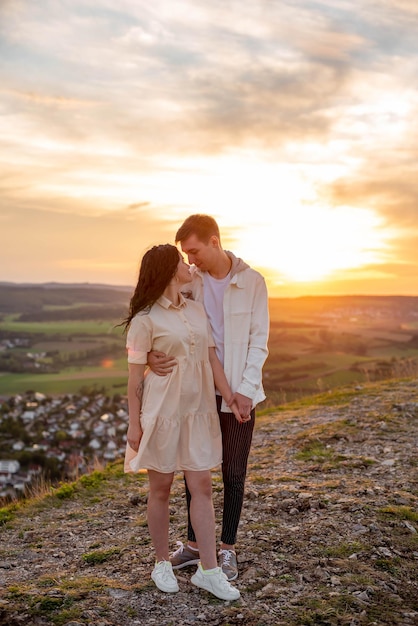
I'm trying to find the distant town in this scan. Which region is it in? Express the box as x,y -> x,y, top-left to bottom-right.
0,389 -> 129,502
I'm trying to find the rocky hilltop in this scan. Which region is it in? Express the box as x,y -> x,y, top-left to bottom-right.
0,379 -> 417,625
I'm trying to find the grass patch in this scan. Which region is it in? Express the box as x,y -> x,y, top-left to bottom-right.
278,474 -> 302,482
379,505 -> 418,523
289,387 -> 363,409
319,541 -> 365,558
295,441 -> 345,464
251,475 -> 270,484
0,504 -> 19,526
0,461 -> 142,530
52,482 -> 77,500
5,586 -> 78,626
79,470 -> 106,489
374,558 -> 399,575
258,386 -> 364,416
82,547 -> 121,564
37,576 -> 60,588
289,592 -> 356,625
295,418 -> 360,443
59,576 -> 110,592
34,596 -> 72,611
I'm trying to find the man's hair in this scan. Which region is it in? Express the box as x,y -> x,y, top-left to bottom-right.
175,214 -> 220,244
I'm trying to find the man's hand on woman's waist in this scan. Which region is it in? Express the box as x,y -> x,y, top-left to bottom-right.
147,350 -> 177,376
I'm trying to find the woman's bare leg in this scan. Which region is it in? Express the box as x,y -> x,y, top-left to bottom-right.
184,470 -> 217,570
147,470 -> 174,561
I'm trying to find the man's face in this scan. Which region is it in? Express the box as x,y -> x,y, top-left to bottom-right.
180,233 -> 217,272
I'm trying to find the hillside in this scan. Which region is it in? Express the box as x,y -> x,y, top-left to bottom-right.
0,283 -> 131,315
1,379 -> 417,625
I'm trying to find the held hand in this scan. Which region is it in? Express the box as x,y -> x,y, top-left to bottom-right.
127,422 -> 143,452
147,350 -> 177,376
229,399 -> 244,423
231,392 -> 252,422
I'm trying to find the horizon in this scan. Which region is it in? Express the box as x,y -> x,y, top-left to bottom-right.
1,1 -> 418,298
2,280 -> 418,301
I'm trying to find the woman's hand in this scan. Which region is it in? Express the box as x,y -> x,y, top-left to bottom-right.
127,421 -> 143,451
228,392 -> 252,423
228,399 -> 245,424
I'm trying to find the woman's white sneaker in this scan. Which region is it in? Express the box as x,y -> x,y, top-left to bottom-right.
191,563 -> 240,600
151,560 -> 179,593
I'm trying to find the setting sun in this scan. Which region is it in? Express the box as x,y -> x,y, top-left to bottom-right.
172,154 -> 394,287
229,204 -> 390,284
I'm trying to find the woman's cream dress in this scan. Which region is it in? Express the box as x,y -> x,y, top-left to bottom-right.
124,294 -> 222,474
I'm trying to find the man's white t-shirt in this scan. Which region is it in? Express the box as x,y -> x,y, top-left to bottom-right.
203,271 -> 230,368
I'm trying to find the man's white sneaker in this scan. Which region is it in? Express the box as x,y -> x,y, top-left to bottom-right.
191,563 -> 240,601
151,560 -> 179,593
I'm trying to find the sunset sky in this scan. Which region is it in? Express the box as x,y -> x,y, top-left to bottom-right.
1,0 -> 418,297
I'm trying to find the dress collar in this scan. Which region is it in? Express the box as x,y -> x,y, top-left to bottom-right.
156,293 -> 187,310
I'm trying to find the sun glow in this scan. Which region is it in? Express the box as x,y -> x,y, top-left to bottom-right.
229,204 -> 389,283
167,154 -> 393,286
8,144 -> 395,290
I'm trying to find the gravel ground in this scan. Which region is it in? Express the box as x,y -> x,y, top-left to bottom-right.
0,379 -> 417,625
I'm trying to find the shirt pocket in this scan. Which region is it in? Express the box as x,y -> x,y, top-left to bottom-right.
230,311 -> 251,343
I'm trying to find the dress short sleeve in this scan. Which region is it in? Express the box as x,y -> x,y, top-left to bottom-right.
126,314 -> 152,364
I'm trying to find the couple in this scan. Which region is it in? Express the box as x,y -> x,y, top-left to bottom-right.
122,214 -> 269,601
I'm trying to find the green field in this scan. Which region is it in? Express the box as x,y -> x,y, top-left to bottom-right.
0,315 -> 121,336
0,365 -> 127,396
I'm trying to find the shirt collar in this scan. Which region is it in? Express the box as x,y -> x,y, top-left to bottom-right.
156,293 -> 187,310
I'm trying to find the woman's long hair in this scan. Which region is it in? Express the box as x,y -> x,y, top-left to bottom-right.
120,244 -> 180,331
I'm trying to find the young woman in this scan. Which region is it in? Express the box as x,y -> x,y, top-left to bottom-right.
121,244 -> 241,601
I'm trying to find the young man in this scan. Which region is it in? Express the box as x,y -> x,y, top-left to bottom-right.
148,214 -> 269,581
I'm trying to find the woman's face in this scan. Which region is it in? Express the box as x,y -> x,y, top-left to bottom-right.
175,255 -> 192,285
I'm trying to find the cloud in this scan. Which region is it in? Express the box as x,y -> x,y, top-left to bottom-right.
1,0 -> 414,157
0,0 -> 417,294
